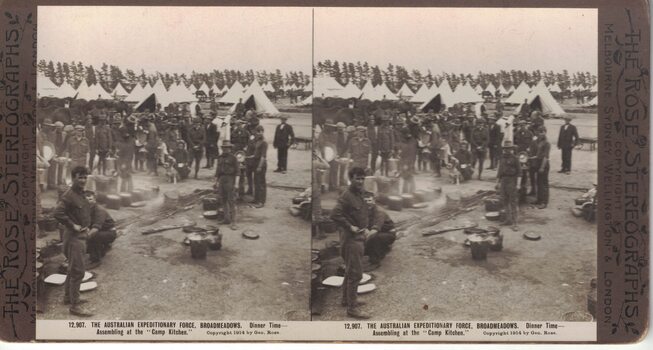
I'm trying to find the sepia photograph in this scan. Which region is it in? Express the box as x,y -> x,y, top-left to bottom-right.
35,6 -> 312,320
311,7 -> 599,321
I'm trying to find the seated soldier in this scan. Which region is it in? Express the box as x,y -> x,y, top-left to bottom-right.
362,192 -> 397,266
453,140 -> 474,182
169,140 -> 191,180
84,191 -> 117,269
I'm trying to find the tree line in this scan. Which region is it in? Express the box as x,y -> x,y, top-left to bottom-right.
37,59 -> 311,93
314,60 -> 598,92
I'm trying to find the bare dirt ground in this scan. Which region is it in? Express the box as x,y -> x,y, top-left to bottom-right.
313,114 -> 597,321
39,113 -> 312,321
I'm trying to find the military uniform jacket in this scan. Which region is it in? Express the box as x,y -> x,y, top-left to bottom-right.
231,127 -> 250,152
216,153 -> 239,177
205,124 -> 219,146
331,188 -> 379,242
514,128 -> 534,152
497,153 -> 520,179
65,136 -> 89,161
54,186 -> 92,232
91,205 -> 116,232
376,126 -> 394,153
347,137 -> 370,164
488,124 -> 503,147
188,126 -> 206,151
273,123 -> 295,149
470,126 -> 489,149
94,125 -> 113,152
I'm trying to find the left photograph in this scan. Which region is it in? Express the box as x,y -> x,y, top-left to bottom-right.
35,6 -> 313,320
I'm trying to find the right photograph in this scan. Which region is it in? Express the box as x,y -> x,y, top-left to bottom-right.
311,8 -> 598,321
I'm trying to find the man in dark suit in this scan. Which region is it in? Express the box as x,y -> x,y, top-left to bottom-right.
273,115 -> 294,173
557,116 -> 579,174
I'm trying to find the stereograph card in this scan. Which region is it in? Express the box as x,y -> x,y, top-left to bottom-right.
0,0 -> 648,344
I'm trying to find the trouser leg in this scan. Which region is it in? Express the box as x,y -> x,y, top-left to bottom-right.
63,234 -> 85,305
341,240 -> 363,309
537,167 -> 549,205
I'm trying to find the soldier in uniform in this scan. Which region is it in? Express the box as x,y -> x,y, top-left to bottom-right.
252,125 -> 268,208
94,115 -> 113,175
330,167 -> 372,319
534,127 -> 551,209
84,191 -> 117,268
487,116 -> 502,170
496,140 -> 520,230
145,116 -> 159,176
470,118 -> 489,180
187,118 -> 206,179
215,141 -> 239,230
513,119 -> 534,198
64,125 -> 90,181
346,126 -> 371,171
376,116 -> 394,175
231,120 -> 251,196
204,114 -> 220,169
54,166 -> 94,317
273,115 -> 295,173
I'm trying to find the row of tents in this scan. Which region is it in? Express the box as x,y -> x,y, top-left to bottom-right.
312,76 -> 569,116
38,74 -> 282,115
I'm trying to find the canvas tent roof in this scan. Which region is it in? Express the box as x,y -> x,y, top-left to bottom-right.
590,83 -> 598,93
112,83 -> 130,100
410,84 -> 432,103
198,82 -> 210,94
505,81 -> 531,104
220,81 -> 246,104
262,82 -> 276,93
158,83 -> 197,106
582,95 -> 598,107
227,81 -> 279,115
474,84 -> 484,94
313,76 -> 347,98
37,75 -> 62,98
126,83 -> 149,102
397,83 -> 415,99
483,83 -> 497,94
58,82 -> 78,99
77,81 -> 112,100
342,82 -> 362,99
452,83 -> 484,104
498,84 -> 509,95
298,93 -> 312,106
548,82 -> 562,93
508,85 -> 516,93
524,85 -> 566,115
375,83 -> 398,101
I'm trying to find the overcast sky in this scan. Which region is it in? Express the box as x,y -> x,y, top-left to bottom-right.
38,6 -> 312,74
315,8 -> 597,74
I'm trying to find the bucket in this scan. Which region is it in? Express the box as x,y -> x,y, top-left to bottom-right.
107,177 -> 118,194
105,157 -> 117,172
488,232 -> 503,251
131,189 -> 146,202
119,193 -> 133,206
469,235 -> 490,260
189,235 -> 208,259
207,232 -> 222,250
95,176 -> 109,193
202,197 -> 219,211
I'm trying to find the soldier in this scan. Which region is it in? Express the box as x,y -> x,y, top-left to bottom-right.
534,127 -> 551,209
94,115 -> 113,175
557,116 -> 579,174
85,115 -> 96,173
330,166 -> 372,319
366,114 -> 378,173
496,140 -> 520,230
204,114 -> 220,169
487,116 -> 502,170
273,115 -> 295,173
215,141 -> 239,230
347,126 -> 371,170
187,118 -> 206,179
231,120 -> 251,196
145,116 -> 159,176
252,125 -> 268,208
84,191 -> 117,268
513,119 -> 534,197
54,166 -> 93,317
64,125 -> 90,180
470,118 -> 489,180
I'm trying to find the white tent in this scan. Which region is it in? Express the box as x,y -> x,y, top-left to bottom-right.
158,82 -> 197,106
548,82 -> 562,93
198,82 -> 210,95
126,83 -> 148,102
220,81 -> 246,104
77,81 -> 112,100
112,83 -> 130,100
375,83 -> 398,101
37,75 -> 62,98
313,76 -> 347,98
505,81 -> 531,104
452,83 -> 484,104
57,82 -> 78,99
590,83 -> 598,93
524,84 -> 566,115
410,84 -> 432,103
474,84 -> 484,95
397,83 -> 415,100
483,83 -> 497,94
262,82 -> 276,93
227,81 -> 279,115
498,84 -> 509,95
534,80 -> 548,91
342,82 -> 362,99
508,85 -> 516,94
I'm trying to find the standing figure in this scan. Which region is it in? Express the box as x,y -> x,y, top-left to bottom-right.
215,141 -> 239,230
330,167 -> 371,319
145,116 -> 159,176
188,118 -> 206,179
496,140 -> 520,230
204,114 -> 220,169
64,125 -> 90,181
53,166 -> 94,317
347,126 -> 371,171
94,115 -> 113,175
487,116 -> 502,170
273,115 -> 295,173
470,119 -> 489,180
534,128 -> 551,208
252,125 -> 268,208
376,117 -> 394,176
557,116 -> 579,174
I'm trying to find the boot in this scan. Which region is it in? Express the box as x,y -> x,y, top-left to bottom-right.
347,307 -> 371,319
69,304 -> 94,317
